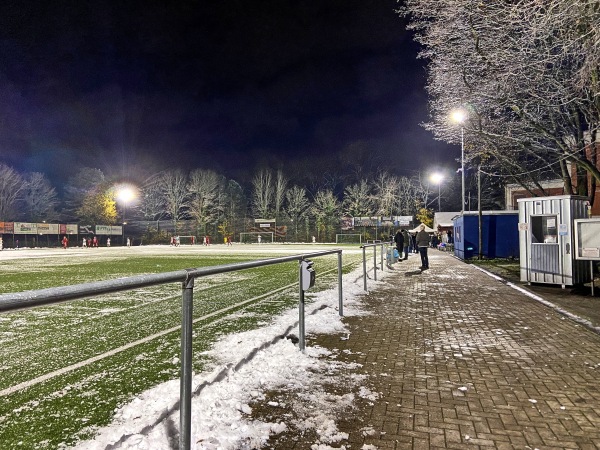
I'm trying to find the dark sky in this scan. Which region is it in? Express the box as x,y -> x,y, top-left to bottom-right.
0,0 -> 454,188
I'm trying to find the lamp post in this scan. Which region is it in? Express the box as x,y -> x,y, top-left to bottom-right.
430,172 -> 444,212
451,109 -> 467,214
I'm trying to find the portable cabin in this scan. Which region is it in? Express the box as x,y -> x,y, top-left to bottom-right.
452,211 -> 519,260
517,195 -> 590,287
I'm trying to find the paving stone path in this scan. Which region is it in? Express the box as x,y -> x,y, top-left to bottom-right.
260,251 -> 600,450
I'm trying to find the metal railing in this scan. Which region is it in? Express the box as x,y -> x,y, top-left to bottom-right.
359,242 -> 387,291
0,249 -> 344,450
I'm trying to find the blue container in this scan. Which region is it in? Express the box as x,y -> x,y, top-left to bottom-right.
453,212 -> 519,260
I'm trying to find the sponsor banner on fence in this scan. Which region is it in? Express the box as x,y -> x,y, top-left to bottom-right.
96,225 -> 123,235
397,216 -> 413,226
37,223 -> 60,234
60,224 -> 77,235
340,216 -> 353,231
14,222 -> 37,234
354,216 -> 412,227
79,225 -> 94,234
255,219 -> 276,229
0,222 -> 14,234
380,216 -> 413,227
354,217 -> 378,227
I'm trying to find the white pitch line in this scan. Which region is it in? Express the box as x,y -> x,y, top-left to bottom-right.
0,282 -> 296,397
0,261 -> 354,397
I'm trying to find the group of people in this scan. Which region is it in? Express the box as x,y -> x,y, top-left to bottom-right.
393,225 -> 431,270
81,236 -> 100,248
60,235 -> 119,249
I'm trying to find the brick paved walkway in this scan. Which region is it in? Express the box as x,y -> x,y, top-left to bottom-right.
261,251 -> 600,449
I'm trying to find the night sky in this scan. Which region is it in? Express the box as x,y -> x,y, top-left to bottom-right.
0,0 -> 455,189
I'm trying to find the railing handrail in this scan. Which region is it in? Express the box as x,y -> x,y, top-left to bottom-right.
0,250 -> 340,314
0,248 -> 344,450
359,242 -> 387,291
360,242 -> 386,249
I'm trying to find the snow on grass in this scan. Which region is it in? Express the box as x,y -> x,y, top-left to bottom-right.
0,244 -> 383,448
67,261 -> 388,449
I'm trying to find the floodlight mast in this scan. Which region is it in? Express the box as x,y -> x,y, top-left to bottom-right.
429,172 -> 444,212
116,185 -> 137,245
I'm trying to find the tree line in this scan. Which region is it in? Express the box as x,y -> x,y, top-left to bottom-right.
0,162 -> 501,241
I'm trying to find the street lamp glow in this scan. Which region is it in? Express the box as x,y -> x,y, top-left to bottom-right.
450,109 -> 467,124
430,172 -> 444,185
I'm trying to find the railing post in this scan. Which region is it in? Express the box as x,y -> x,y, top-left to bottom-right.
373,246 -> 377,281
380,243 -> 384,272
180,274 -> 194,450
362,246 -> 368,292
337,251 -> 343,316
298,260 -> 306,352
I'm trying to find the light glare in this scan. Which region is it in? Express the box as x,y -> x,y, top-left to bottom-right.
430,172 -> 444,185
450,109 -> 467,124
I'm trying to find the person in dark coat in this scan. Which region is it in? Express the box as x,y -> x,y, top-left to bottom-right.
402,230 -> 410,260
394,230 -> 404,261
416,225 -> 431,270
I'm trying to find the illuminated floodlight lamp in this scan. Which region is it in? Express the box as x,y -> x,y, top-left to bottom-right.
117,186 -> 136,204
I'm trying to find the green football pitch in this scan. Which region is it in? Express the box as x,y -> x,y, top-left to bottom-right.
0,244 -> 363,449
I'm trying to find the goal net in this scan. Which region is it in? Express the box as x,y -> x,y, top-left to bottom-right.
177,236 -> 197,245
335,234 -> 362,244
239,232 -> 274,244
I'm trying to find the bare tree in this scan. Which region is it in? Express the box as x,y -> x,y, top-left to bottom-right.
22,172 -> 58,222
159,170 -> 189,233
395,176 -> 427,216
273,169 -> 288,221
223,180 -> 246,238
343,180 -> 374,217
252,169 -> 274,219
0,163 -> 24,220
312,190 -> 340,242
139,174 -> 168,224
402,0 -> 600,196
284,186 -> 310,241
187,169 -> 221,235
373,172 -> 399,216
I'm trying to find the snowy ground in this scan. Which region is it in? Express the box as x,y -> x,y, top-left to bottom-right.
0,244 -> 384,449
0,242 -> 358,261
69,263 -> 384,450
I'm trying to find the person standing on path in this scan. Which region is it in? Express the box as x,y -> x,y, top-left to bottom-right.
416,225 -> 430,270
393,229 -> 404,262
402,230 -> 410,260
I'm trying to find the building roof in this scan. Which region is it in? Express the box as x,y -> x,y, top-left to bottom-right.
433,212 -> 460,228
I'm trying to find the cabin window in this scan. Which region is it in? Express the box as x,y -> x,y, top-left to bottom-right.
531,215 -> 557,243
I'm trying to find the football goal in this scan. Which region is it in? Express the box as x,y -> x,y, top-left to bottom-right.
335,234 -> 362,244
239,232 -> 274,244
176,236 -> 197,245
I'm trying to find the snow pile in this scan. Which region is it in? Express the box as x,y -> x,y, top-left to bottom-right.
70,264 -> 390,449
